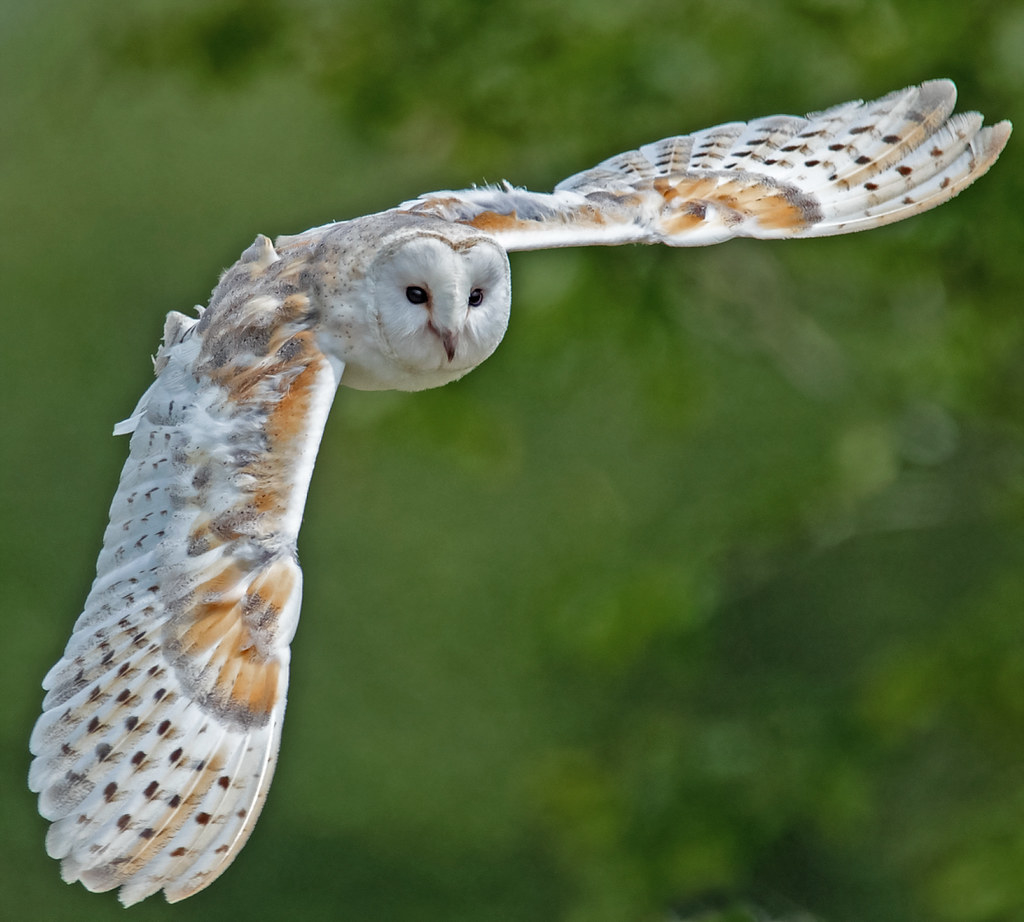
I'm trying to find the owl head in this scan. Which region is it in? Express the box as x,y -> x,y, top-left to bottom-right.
325,214 -> 511,392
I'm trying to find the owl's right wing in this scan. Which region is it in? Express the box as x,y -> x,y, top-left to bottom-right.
400,80 -> 1009,252
29,235 -> 343,905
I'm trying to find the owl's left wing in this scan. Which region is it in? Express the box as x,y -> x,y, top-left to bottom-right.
400,80 -> 1009,252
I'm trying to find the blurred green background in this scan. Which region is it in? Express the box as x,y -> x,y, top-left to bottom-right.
3,1 -> 1023,920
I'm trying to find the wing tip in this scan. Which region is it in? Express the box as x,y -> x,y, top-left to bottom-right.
917,77 -> 957,106
985,118 -> 1013,158
957,117 -> 1012,189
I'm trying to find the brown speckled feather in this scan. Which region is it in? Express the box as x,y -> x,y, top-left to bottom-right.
403,80 -> 1009,250
30,235 -> 342,904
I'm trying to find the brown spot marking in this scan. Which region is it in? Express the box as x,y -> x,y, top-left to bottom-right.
157,719 -> 171,735
176,564 -> 248,652
207,325 -> 312,401
125,715 -> 139,732
191,465 -> 212,492
659,206 -> 707,234
171,555 -> 293,725
106,750 -> 229,879
217,559 -> 296,719
469,205 -> 606,235
465,210 -> 530,233
897,165 -> 913,177
252,350 -> 323,518
215,844 -> 230,854
87,716 -> 101,734
656,175 -> 816,234
657,176 -> 711,203
104,782 -> 118,802
208,509 -> 249,543
116,814 -> 131,831
864,182 -> 879,191
187,528 -> 213,557
170,847 -> 187,857
234,653 -> 282,720
144,780 -> 159,799
115,688 -> 131,703
165,355 -> 328,728
280,292 -> 311,321
196,812 -> 212,825
218,775 -> 231,789
95,743 -> 112,761
131,750 -> 146,767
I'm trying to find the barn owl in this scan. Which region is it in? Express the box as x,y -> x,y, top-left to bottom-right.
29,80 -> 1009,906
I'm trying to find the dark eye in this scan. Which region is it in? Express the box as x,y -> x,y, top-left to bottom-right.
468,288 -> 484,307
406,286 -> 429,305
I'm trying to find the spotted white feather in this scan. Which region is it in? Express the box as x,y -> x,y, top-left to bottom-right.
404,79 -> 1009,248
30,80 -> 1009,905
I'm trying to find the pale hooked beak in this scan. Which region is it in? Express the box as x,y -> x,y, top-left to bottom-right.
428,321 -> 459,362
440,330 -> 458,362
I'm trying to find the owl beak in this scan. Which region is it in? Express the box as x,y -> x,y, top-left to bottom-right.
440,329 -> 458,362
428,320 -> 459,362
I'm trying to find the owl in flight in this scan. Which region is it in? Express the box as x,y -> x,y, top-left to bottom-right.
29,80 -> 1009,905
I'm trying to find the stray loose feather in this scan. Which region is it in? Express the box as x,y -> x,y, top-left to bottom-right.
30,80 -> 1009,905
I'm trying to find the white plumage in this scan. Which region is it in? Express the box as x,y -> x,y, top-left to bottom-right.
29,80 -> 1009,905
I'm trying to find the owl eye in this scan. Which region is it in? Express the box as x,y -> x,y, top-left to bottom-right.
468,288 -> 484,307
406,286 -> 429,305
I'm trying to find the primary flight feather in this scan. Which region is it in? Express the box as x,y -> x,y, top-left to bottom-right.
29,80 -> 1009,905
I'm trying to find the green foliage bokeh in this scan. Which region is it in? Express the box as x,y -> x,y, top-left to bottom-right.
2,2 -> 1023,920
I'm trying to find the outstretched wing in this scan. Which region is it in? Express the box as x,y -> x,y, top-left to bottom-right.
401,80 -> 1010,251
29,236 -> 343,905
